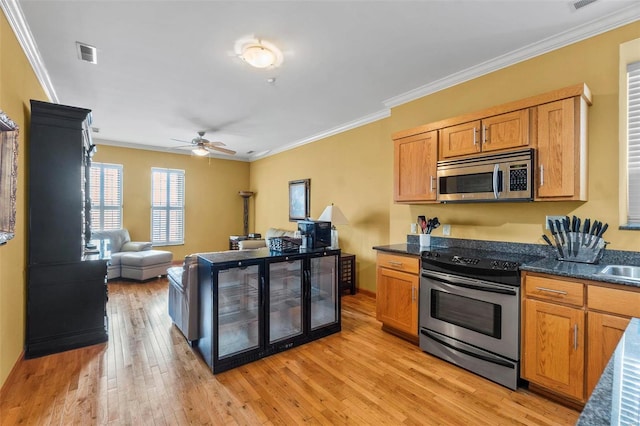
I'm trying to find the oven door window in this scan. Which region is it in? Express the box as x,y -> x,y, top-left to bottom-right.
430,289 -> 501,338
439,171 -> 502,194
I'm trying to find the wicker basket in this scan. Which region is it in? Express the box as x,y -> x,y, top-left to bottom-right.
268,236 -> 302,253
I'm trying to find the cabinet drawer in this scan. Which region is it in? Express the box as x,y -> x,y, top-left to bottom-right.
377,252 -> 419,274
524,274 -> 584,307
588,285 -> 640,318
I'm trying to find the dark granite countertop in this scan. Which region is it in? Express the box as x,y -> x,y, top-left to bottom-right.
577,318 -> 640,425
374,236 -> 640,288
198,247 -> 340,265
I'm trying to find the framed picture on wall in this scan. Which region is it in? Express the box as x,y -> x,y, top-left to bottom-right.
289,179 -> 310,221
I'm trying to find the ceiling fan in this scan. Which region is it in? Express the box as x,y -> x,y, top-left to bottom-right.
171,131 -> 236,156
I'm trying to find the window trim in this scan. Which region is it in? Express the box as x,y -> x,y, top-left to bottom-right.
90,162 -> 123,231
619,37 -> 640,230
151,167 -> 185,246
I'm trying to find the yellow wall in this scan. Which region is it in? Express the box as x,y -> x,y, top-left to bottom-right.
93,145 -> 250,258
251,121 -> 392,292
251,20 -> 640,294
389,21 -> 640,252
0,12 -> 48,387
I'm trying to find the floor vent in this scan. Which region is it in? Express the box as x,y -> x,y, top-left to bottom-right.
76,42 -> 97,64
572,0 -> 598,10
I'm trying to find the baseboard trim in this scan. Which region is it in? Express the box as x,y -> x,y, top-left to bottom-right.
0,349 -> 24,399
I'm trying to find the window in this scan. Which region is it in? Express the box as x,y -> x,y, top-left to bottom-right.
151,168 -> 185,245
90,162 -> 123,231
620,37 -> 640,229
627,61 -> 640,225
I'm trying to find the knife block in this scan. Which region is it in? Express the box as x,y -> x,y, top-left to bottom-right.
556,233 -> 607,264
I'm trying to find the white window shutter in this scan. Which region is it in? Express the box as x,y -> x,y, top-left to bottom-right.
628,61 -> 640,224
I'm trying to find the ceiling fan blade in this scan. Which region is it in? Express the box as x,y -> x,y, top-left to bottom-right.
203,140 -> 226,147
170,138 -> 191,144
206,145 -> 236,155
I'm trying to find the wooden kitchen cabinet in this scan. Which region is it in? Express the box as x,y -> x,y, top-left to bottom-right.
376,252 -> 420,342
393,130 -> 438,203
522,271 -> 640,404
535,96 -> 589,201
440,109 -> 529,159
586,312 -> 629,397
521,273 -> 586,402
585,285 -> 640,397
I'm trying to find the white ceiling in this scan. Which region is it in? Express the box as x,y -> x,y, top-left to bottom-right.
6,1 -> 640,161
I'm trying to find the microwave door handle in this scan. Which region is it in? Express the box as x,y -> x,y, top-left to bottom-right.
493,164 -> 500,199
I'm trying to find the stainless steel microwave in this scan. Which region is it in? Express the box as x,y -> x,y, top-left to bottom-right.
437,148 -> 534,202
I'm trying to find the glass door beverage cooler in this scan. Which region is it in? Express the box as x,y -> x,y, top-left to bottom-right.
197,250 -> 340,373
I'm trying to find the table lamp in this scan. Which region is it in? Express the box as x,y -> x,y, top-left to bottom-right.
318,203 -> 349,249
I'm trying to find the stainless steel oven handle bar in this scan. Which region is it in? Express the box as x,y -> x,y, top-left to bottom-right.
421,269 -> 517,296
420,329 -> 515,368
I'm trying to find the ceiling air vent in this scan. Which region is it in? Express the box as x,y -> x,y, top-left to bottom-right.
76,42 -> 97,64
572,0 -> 598,10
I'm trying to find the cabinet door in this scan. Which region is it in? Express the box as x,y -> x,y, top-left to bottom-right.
481,109 -> 529,152
440,120 -> 481,158
268,259 -> 304,343
536,98 -> 577,199
393,131 -> 438,202
586,312 -> 630,397
522,299 -> 585,401
376,267 -> 418,336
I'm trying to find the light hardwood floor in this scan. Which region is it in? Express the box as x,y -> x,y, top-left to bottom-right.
1,278 -> 579,425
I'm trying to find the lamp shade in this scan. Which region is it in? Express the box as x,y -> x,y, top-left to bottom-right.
318,204 -> 349,226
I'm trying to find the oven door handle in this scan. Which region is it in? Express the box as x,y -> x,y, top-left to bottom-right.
421,329 -> 515,369
421,271 -> 517,296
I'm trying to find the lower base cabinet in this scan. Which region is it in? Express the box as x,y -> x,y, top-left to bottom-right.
375,252 -> 420,341
196,250 -> 340,373
522,272 -> 640,404
26,260 -> 108,358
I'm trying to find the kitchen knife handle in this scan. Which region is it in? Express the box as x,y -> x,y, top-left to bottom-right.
540,164 -> 544,186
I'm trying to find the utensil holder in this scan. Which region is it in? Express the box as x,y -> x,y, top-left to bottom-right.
419,234 -> 431,247
556,233 -> 607,264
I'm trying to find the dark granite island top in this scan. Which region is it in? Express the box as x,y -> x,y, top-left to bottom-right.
577,318 -> 640,425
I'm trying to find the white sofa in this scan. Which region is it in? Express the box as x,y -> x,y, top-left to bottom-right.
91,229 -> 173,281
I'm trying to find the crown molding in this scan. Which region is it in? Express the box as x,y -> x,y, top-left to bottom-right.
0,0 -> 58,103
252,109 -> 390,161
384,4 -> 640,108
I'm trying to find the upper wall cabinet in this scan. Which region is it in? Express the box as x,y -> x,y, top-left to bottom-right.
440,109 -> 530,159
534,96 -> 589,201
393,130 -> 438,203
391,83 -> 591,204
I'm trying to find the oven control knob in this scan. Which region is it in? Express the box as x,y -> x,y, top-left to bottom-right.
452,255 -> 460,263
491,260 -> 499,268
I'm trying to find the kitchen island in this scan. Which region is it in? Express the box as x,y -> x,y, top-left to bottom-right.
196,247 -> 341,373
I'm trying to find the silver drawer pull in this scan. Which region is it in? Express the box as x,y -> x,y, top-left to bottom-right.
388,261 -> 404,266
574,324 -> 578,350
535,286 -> 568,295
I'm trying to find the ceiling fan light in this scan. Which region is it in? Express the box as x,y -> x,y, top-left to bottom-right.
192,146 -> 209,156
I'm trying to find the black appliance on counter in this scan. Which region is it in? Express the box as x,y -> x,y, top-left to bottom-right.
419,247 -> 539,390
297,220 -> 332,249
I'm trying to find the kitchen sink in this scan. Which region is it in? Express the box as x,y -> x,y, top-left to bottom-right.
598,265 -> 640,282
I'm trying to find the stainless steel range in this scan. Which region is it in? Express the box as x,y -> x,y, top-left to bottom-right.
419,247 -> 537,390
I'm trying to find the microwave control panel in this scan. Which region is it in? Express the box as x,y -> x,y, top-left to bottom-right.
509,164 -> 528,191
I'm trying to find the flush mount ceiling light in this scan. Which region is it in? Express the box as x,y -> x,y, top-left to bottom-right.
234,37 -> 283,69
